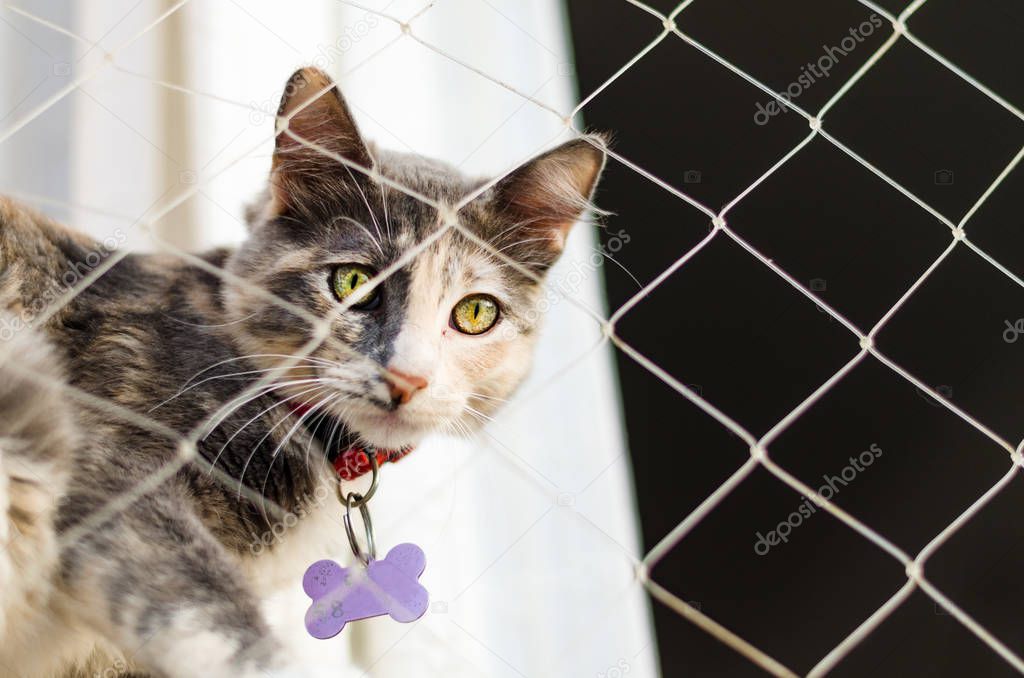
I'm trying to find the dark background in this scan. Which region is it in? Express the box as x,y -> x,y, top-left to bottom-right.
566,1 -> 1024,676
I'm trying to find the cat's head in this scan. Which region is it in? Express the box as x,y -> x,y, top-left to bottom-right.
225,67 -> 605,450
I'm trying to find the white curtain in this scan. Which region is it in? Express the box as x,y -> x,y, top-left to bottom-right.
0,1 -> 658,676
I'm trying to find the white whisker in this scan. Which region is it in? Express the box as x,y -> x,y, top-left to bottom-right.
379,179 -> 393,240
333,215 -> 385,258
301,392 -> 359,472
345,164 -> 384,245
173,352 -> 335,392
494,236 -> 560,254
463,391 -> 509,404
206,383 -> 330,476
257,390 -> 343,515
150,365 -> 321,413
200,378 -> 327,441
233,385 -> 331,498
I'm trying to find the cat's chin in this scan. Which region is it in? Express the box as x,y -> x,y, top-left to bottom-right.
340,409 -> 433,450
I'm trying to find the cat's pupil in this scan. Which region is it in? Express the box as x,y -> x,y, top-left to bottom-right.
348,273 -> 359,289
472,303 -> 480,320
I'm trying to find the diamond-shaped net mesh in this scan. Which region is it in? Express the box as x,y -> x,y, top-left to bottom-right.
2,1 -> 1023,675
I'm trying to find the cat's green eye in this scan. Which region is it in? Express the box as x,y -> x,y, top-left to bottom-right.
331,264 -> 379,309
451,294 -> 499,335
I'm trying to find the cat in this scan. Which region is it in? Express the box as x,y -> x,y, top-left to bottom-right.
0,66 -> 605,678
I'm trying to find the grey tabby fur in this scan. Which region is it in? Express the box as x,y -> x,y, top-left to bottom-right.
0,67 -> 604,677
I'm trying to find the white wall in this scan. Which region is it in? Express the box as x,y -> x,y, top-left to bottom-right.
0,1 -> 658,675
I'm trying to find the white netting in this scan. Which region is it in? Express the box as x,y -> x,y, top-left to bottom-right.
1,0 -> 1023,675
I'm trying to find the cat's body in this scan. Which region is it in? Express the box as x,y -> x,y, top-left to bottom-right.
0,67 -> 604,677
0,201 -> 344,677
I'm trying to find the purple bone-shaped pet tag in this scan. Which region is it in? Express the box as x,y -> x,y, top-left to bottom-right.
303,543 -> 428,639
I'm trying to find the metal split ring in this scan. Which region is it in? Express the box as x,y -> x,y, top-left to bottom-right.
333,448 -> 380,509
343,491 -> 376,565
336,451 -> 379,565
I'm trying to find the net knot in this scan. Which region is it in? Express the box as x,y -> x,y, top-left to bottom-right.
635,561 -> 651,583
177,440 -> 197,462
1011,448 -> 1024,467
438,204 -> 458,226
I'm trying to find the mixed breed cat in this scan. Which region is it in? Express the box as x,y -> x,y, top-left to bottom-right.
0,67 -> 605,677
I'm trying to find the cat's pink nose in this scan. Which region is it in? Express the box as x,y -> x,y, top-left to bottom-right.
385,369 -> 428,405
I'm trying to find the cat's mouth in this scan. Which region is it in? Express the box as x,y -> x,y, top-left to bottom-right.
297,405 -> 406,454
340,406 -> 437,449
296,396 -> 439,452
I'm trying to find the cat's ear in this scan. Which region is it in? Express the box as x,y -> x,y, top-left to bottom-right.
487,136 -> 606,264
270,67 -> 372,215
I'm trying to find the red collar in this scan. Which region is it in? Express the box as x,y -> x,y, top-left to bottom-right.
292,402 -> 414,481
332,445 -> 415,480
